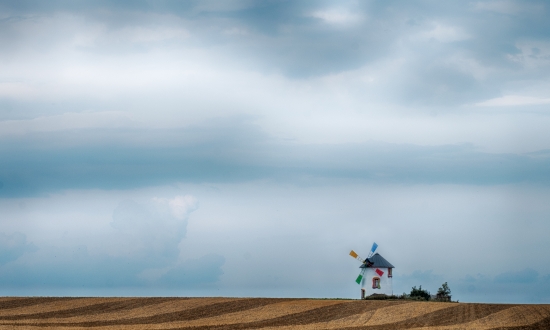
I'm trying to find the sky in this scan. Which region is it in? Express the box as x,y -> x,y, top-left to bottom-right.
1,0 -> 550,303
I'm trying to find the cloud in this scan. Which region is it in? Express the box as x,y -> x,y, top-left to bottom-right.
1,121 -> 550,198
412,23 -> 470,43
0,245 -> 143,288
157,254 -> 225,287
309,8 -> 363,25
494,268 -> 539,284
476,95 -> 550,106
392,61 -> 494,106
452,269 -> 550,303
474,1 -> 544,15
0,112 -> 137,135
0,245 -> 225,290
157,195 -> 198,220
0,195 -> 224,291
1,0 -> 550,302
1,0 -> 549,110
0,232 -> 37,265
109,196 -> 197,266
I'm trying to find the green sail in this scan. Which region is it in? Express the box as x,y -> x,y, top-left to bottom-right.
355,274 -> 363,284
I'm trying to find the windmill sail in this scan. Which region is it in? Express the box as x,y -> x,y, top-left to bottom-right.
367,242 -> 378,258
355,268 -> 367,284
350,243 -> 380,285
349,250 -> 364,263
371,242 -> 378,253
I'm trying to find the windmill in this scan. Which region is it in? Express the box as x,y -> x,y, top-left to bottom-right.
349,242 -> 378,284
349,242 -> 395,298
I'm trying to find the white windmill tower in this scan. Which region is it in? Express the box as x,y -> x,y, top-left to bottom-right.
349,242 -> 395,299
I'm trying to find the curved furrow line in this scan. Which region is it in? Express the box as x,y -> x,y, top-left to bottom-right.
337,303 -> 515,329
0,298 -> 546,330
0,298 -> 125,317
489,315 -> 550,330
163,299 -> 345,329
245,300 -> 405,329
0,298 -> 69,311
363,301 -> 453,326
9,298 -> 236,325
166,300 -> 408,330
0,298 -> 177,320
457,305 -> 550,329
6,298 -> 289,327
281,301 -> 449,330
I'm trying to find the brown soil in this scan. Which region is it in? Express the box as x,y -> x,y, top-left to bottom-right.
0,297 -> 547,330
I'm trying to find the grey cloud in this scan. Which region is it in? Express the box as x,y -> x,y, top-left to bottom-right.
1,121 -> 549,197
0,245 -> 224,289
494,268 -> 539,284
454,269 -> 549,303
0,245 -> 144,288
157,254 -> 225,287
2,0 -> 549,106
0,232 -> 37,265
0,198 -> 224,291
393,62 -> 498,106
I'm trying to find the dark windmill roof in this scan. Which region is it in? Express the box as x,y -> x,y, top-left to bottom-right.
360,253 -> 394,269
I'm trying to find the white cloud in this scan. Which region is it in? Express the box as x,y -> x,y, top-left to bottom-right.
71,22 -> 107,48
309,8 -> 363,25
0,82 -> 37,99
412,23 -> 470,43
2,7 -> 549,155
476,95 -> 550,107
104,195 -> 199,263
507,42 -> 550,69
0,112 -> 138,136
158,195 -> 199,220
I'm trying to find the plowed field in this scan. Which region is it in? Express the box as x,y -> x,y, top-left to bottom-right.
0,297 -> 548,330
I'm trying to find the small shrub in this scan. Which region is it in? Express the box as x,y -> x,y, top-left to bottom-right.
410,285 -> 431,301
435,282 -> 452,302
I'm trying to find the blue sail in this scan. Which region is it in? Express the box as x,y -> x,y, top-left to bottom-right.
371,242 -> 378,253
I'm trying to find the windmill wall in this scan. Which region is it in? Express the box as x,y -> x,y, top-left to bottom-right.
361,267 -> 393,296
